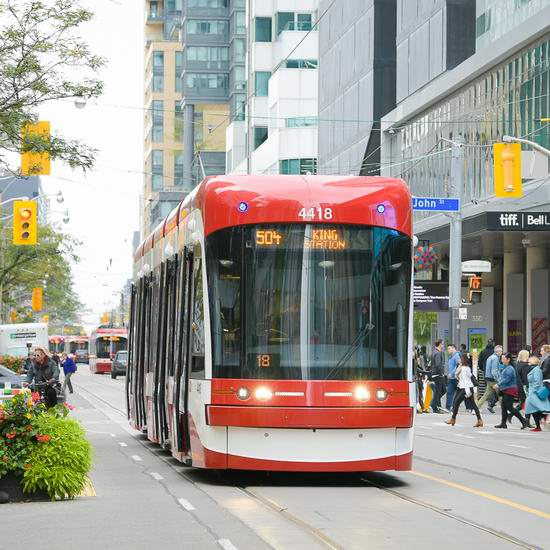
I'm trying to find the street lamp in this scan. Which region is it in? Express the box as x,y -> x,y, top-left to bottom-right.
74,96 -> 87,109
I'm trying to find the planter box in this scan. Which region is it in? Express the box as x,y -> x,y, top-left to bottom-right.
0,472 -> 49,502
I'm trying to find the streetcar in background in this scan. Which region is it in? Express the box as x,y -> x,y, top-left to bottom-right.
89,327 -> 128,374
48,335 -> 65,355
128,175 -> 414,472
65,335 -> 89,364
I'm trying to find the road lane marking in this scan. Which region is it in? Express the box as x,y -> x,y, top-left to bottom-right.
218,540 -> 238,550
110,433 -> 116,437
506,444 -> 530,449
131,455 -> 143,462
149,472 -> 164,481
119,442 -> 128,447
410,470 -> 550,520
177,497 -> 196,511
452,433 -> 474,439
477,431 -> 495,434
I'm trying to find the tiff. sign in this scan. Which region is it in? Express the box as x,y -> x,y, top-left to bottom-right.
487,212 -> 550,231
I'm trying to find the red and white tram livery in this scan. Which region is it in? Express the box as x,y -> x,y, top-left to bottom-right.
128,175 -> 414,471
89,327 -> 127,374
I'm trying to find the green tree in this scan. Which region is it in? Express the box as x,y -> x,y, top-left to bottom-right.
0,0 -> 105,174
0,223 -> 83,324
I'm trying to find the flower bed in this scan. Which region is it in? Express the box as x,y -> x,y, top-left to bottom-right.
0,393 -> 92,501
0,355 -> 27,373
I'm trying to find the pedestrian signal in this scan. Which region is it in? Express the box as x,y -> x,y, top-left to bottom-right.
32,287 -> 43,311
12,200 -> 37,245
468,276 -> 482,303
494,143 -> 522,198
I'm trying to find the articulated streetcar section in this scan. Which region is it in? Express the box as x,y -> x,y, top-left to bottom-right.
127,175 -> 415,471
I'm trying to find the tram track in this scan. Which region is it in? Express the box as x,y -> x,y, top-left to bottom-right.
360,475 -> 540,550
76,380 -> 543,550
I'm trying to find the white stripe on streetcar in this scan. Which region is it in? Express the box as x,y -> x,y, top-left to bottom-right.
218,539 -> 238,550
150,472 -> 164,481
177,498 -> 196,511
131,455 -> 143,462
119,442 -> 128,447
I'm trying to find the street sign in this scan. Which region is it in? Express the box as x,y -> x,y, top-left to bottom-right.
412,197 -> 460,212
459,308 -> 468,320
462,260 -> 491,273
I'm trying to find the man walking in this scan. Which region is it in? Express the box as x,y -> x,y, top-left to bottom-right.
476,344 -> 503,413
445,344 -> 461,411
430,339 -> 445,413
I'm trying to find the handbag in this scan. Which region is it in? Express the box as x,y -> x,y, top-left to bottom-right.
536,386 -> 550,400
471,374 -> 479,387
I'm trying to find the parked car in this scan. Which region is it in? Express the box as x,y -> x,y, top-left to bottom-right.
74,349 -> 89,364
111,351 -> 127,379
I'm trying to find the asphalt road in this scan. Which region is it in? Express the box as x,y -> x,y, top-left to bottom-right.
2,366 -> 550,550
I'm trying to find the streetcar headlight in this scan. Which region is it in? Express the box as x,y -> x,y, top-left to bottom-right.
236,386 -> 250,401
375,388 -> 388,402
255,387 -> 273,401
354,386 -> 370,402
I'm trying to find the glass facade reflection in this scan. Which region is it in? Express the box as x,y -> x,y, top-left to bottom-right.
388,36 -> 550,221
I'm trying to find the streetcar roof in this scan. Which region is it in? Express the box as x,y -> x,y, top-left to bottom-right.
134,175 -> 411,260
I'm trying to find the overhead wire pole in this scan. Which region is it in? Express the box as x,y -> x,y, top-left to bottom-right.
448,135 -> 465,347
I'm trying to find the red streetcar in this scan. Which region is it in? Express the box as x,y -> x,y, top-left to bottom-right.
65,335 -> 90,363
128,175 -> 414,471
89,327 -> 127,374
48,335 -> 65,354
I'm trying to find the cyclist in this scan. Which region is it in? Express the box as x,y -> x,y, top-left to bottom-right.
24,346 -> 60,408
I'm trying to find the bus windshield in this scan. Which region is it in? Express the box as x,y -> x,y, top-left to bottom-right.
207,224 -> 411,381
96,336 -> 127,359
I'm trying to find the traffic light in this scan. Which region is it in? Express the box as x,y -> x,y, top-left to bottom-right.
32,287 -> 43,311
21,121 -> 51,176
12,200 -> 37,245
10,310 -> 17,323
494,143 -> 522,198
43,314 -> 49,323
468,275 -> 482,304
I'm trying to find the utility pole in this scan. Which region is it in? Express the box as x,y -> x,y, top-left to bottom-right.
448,135 -> 465,348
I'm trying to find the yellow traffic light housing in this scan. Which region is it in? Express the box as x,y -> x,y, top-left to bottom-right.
13,200 -> 37,245
21,121 -> 51,176
494,143 -> 522,198
32,287 -> 43,311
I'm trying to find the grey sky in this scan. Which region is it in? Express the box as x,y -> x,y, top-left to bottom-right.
39,0 -> 143,328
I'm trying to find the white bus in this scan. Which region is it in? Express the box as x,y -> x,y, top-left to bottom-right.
0,323 -> 49,357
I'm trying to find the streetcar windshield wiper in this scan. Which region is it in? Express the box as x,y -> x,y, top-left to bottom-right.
326,322 -> 375,380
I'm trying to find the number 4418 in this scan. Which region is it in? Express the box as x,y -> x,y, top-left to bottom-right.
298,207 -> 333,220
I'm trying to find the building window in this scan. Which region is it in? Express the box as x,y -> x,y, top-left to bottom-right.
233,66 -> 246,90
279,158 -> 317,175
152,150 -> 164,191
174,151 -> 184,187
187,19 -> 228,35
175,51 -> 183,93
187,46 -> 229,69
174,101 -> 183,142
188,0 -> 228,7
286,117 -> 318,128
152,51 -> 164,92
186,73 -> 228,90
233,0 -> 245,7
234,96 -> 245,121
235,11 -> 246,34
166,0 -> 183,11
149,1 -> 162,18
475,10 -> 491,37
232,38 -> 245,62
254,71 -> 270,96
276,12 -> 313,35
284,59 -> 317,69
255,17 -> 272,42
253,126 -> 268,150
152,100 -> 164,142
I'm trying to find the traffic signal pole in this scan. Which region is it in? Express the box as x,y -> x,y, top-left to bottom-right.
448,135 -> 465,348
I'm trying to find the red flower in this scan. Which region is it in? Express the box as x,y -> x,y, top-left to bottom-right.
31,392 -> 40,402
6,432 -> 16,439
36,434 -> 51,443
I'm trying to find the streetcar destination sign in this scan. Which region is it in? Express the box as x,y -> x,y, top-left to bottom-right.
412,197 -> 460,211
487,211 -> 550,231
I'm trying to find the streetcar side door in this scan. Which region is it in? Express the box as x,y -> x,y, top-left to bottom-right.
173,250 -> 193,455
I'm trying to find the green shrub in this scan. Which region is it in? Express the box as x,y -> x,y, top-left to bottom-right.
22,413 -> 93,500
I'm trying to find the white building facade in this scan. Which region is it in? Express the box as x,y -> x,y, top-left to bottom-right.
226,0 -> 319,175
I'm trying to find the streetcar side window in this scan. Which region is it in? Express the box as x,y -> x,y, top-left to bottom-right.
190,256 -> 205,378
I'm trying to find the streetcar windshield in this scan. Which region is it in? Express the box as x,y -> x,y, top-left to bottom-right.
207,225 -> 411,380
96,336 -> 127,358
